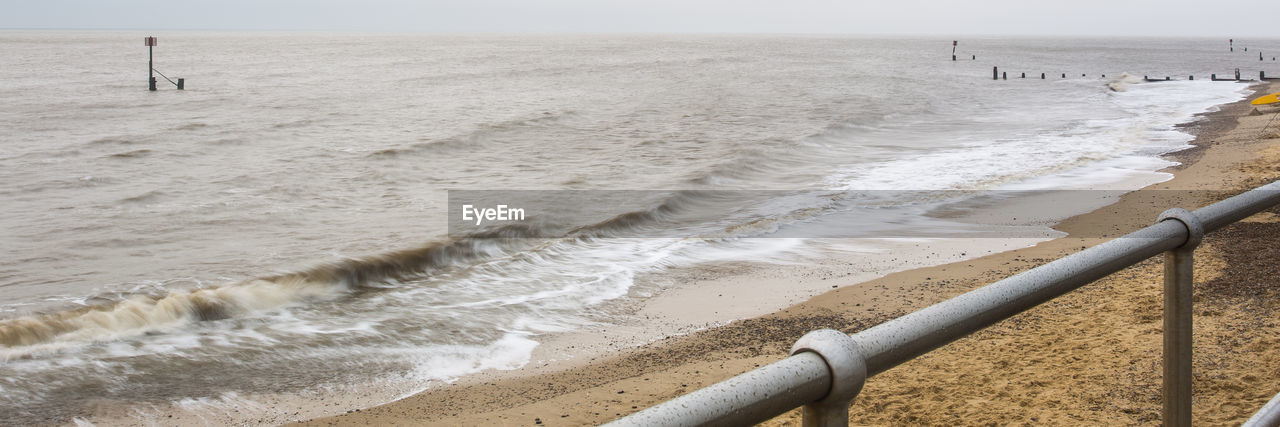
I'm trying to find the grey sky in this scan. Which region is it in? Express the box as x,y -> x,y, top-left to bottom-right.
3,0 -> 1277,37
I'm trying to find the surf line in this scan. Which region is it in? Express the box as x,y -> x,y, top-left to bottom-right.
461,204 -> 526,226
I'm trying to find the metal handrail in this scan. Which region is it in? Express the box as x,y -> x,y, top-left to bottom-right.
611,181 -> 1280,427
1245,391 -> 1280,427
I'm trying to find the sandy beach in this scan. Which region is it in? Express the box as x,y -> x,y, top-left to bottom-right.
294,80 -> 1280,426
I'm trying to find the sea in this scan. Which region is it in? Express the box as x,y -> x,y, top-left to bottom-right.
0,32 -> 1271,424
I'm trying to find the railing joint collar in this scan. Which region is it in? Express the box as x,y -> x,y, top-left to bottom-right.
791,329 -> 866,426
1158,208 -> 1205,249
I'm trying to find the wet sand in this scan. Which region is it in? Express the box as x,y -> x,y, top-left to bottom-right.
305,81 -> 1280,426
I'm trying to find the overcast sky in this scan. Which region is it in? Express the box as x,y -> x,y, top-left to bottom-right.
4,0 -> 1278,37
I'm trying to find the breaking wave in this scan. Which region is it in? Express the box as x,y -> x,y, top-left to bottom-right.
1107,73 -> 1144,92
0,186 -> 735,354
0,225 -> 539,353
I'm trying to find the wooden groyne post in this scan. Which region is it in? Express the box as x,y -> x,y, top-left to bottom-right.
981,68 -> 1270,83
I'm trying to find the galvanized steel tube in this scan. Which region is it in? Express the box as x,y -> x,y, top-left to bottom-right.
1157,208 -> 1203,427
1194,183 -> 1280,232
1245,390 -> 1280,427
607,352 -> 831,426
1163,246 -> 1195,427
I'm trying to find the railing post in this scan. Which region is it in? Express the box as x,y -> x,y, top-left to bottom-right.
1157,208 -> 1204,427
790,330 -> 866,427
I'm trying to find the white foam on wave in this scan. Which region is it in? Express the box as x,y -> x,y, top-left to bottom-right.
406,333 -> 541,382
826,78 -> 1247,193
0,277 -> 346,360
1013,79 -> 1247,190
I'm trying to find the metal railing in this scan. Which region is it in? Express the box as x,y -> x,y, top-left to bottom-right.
1245,391 -> 1280,427
610,181 -> 1280,427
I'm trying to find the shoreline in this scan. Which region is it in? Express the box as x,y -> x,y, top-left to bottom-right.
303,81 -> 1279,426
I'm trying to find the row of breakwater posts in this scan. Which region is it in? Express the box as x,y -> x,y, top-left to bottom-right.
610,180 -> 1280,427
990,66 -> 1280,82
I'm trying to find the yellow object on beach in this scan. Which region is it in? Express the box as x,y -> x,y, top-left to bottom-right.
1253,92 -> 1280,105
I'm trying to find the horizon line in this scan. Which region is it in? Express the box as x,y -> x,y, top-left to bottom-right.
1,27 -> 1276,40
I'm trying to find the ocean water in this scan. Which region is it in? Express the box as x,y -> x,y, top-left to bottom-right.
0,32 -> 1267,423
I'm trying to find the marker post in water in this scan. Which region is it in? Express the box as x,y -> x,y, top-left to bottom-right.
145,36 -> 157,91
144,36 -> 184,91
952,40 -> 957,61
